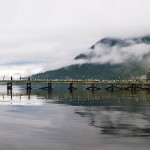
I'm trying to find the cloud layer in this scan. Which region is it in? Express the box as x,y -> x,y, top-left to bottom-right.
0,0 -> 150,78
85,43 -> 150,65
76,36 -> 150,68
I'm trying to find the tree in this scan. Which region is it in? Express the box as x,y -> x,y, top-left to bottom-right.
146,69 -> 150,81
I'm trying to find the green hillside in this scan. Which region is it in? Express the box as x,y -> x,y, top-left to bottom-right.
32,62 -> 147,80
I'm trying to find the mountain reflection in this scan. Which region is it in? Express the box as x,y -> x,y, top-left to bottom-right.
75,107 -> 150,137
51,90 -> 150,138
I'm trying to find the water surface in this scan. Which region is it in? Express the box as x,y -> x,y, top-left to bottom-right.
0,85 -> 150,150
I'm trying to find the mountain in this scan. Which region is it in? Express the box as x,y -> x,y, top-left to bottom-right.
32,35 -> 150,79
75,35 -> 150,60
32,63 -> 146,80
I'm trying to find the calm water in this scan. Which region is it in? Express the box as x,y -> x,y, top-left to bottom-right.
0,84 -> 150,150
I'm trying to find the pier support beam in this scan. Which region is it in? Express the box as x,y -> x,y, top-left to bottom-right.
40,83 -> 53,91
125,84 -> 137,91
26,83 -> 32,95
85,83 -> 101,91
26,83 -> 32,90
68,83 -> 77,90
7,82 -> 12,90
131,84 -> 136,93
48,83 -> 52,90
48,83 -> 53,93
111,84 -> 114,92
105,84 -> 115,91
7,82 -> 12,100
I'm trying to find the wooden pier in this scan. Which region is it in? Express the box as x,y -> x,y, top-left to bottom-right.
1,79 -> 150,92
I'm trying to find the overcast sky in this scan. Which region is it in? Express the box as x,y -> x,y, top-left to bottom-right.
0,0 -> 150,78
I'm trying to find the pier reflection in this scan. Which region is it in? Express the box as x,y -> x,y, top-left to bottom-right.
0,89 -> 150,107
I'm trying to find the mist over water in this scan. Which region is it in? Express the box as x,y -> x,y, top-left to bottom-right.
0,84 -> 150,150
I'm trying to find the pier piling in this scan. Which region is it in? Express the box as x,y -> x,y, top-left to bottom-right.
7,82 -> 12,90
26,83 -> 32,90
68,83 -> 77,90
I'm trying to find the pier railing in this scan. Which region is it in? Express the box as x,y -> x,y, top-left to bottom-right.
0,79 -> 150,92
0,79 -> 150,85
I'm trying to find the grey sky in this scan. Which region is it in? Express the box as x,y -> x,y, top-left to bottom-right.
0,0 -> 150,78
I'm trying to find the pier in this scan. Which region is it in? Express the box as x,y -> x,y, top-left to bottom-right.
1,78 -> 150,92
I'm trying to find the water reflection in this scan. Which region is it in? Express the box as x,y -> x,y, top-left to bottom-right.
2,89 -> 150,107
0,87 -> 150,139
75,107 -> 150,137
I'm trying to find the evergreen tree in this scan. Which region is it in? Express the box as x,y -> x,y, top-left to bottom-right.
146,69 -> 150,81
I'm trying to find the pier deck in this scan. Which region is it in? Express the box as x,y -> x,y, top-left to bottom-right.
0,79 -> 149,85
0,79 -> 150,92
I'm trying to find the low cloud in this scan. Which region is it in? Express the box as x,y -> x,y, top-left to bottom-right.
80,43 -> 150,66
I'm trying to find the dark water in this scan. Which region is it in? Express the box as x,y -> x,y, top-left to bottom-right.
0,85 -> 150,150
